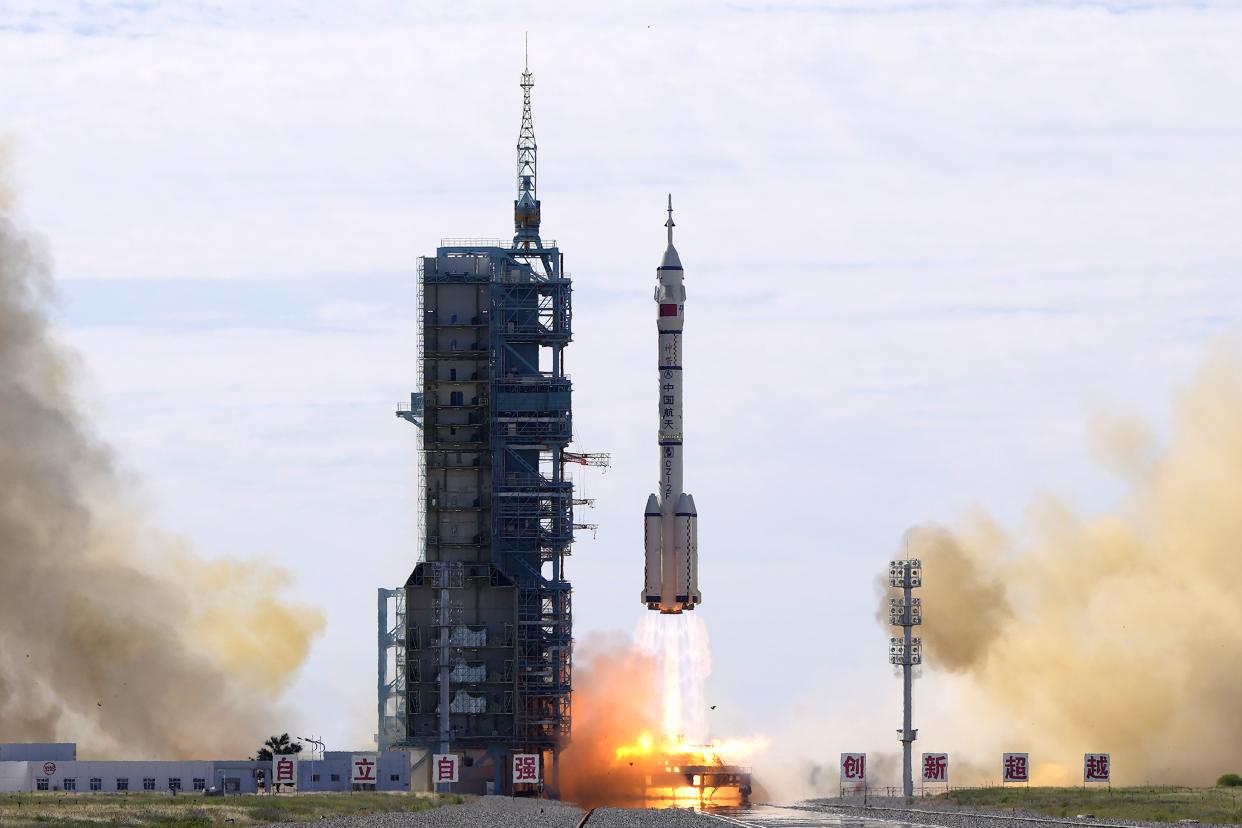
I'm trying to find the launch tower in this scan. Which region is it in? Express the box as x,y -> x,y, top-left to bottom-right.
378,55 -> 576,794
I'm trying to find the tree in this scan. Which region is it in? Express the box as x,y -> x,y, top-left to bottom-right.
253,733 -> 304,762
1218,773 -> 1242,787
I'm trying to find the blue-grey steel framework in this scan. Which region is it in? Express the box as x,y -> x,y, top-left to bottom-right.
379,56 -> 574,781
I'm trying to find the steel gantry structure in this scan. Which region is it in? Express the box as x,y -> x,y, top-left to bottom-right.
378,53 -> 592,795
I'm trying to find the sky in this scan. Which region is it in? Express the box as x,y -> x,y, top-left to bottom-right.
2,0 -> 1241,777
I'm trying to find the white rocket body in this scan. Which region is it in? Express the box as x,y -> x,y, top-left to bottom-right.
643,198 -> 701,614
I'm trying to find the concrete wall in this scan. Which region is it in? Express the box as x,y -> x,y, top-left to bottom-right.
291,752 -> 409,792
0,762 -> 30,793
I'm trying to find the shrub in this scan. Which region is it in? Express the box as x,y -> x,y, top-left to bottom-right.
1216,773 -> 1242,787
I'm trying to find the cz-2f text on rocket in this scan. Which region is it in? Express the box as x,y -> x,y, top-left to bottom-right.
643,196 -> 702,614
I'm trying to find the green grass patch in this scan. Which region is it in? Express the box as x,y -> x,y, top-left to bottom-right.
939,786 -> 1242,824
0,791 -> 465,827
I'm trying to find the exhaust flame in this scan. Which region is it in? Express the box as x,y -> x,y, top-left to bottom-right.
0,157 -> 323,759
635,612 -> 711,742
613,730 -> 766,768
561,618 -> 764,809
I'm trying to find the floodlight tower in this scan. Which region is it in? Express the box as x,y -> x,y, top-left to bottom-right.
888,558 -> 922,800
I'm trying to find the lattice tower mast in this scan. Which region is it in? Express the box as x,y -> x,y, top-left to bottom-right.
513,40 -> 543,254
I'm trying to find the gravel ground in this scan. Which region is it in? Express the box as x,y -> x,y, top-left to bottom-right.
263,795 -> 584,827
802,796 -> 1235,828
259,797 -> 728,827
587,806 -> 718,827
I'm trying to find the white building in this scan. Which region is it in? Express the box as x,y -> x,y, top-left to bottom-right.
0,743 -> 410,794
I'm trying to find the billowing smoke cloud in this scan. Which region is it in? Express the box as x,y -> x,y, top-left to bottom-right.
559,632 -> 661,808
892,345 -> 1242,784
0,159 -> 323,759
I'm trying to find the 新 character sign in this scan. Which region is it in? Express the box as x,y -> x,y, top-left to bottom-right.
922,753 -> 948,782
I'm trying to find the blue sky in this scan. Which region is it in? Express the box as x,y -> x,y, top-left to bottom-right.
2,0 -> 1241,791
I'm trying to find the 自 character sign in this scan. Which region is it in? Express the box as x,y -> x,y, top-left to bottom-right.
433,754 -> 459,785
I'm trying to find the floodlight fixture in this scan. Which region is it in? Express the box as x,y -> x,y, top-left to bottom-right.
889,558 -> 922,589
888,636 -> 923,666
889,596 -> 922,626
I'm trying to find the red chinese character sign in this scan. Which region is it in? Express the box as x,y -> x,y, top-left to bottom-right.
1084,753 -> 1110,784
840,753 -> 866,792
433,754 -> 460,785
272,755 -> 298,790
921,753 -> 948,783
1002,753 -> 1029,784
351,754 -> 378,785
512,754 -> 540,785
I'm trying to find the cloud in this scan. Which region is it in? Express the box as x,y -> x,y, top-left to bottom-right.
0,0 -> 1239,756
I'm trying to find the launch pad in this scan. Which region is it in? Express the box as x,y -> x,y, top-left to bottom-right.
645,762 -> 753,808
610,725 -> 759,811
607,756 -> 753,809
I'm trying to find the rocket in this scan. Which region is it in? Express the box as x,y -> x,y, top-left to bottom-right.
643,196 -> 701,614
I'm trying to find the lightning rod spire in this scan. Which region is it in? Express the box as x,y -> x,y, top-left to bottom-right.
514,41 -> 540,247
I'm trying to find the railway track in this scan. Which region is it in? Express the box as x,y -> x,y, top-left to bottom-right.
804,804 -> 1142,828
702,804 -> 908,827
704,803 -> 1150,828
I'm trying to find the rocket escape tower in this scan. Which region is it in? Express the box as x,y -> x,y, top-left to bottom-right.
379,54 -> 589,792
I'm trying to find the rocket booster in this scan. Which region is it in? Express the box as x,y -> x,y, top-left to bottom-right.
643,196 -> 701,614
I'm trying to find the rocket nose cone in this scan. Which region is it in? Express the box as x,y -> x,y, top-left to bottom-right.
686,494 -> 697,515
675,492 -> 692,513
661,244 -> 682,269
645,493 -> 661,514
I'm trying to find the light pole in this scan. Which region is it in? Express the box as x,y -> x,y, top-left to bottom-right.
298,737 -> 324,791
298,736 -> 324,760
888,558 -> 922,801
